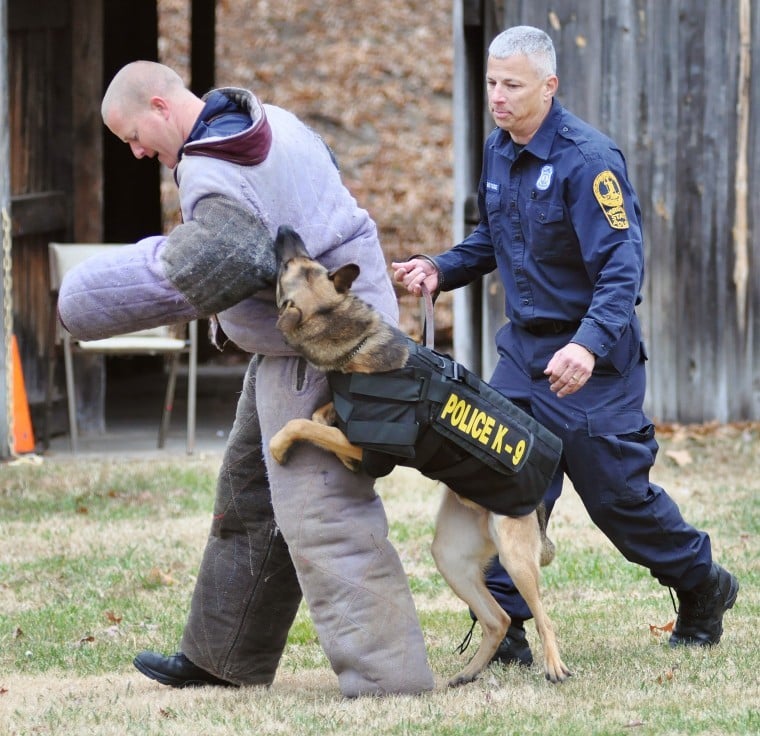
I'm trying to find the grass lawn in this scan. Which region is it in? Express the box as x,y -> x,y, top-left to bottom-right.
1,423 -> 758,735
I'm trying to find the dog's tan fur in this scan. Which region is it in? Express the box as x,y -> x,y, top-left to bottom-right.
269,226 -> 570,687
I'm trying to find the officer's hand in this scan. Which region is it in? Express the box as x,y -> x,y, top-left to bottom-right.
545,342 -> 595,398
391,258 -> 439,297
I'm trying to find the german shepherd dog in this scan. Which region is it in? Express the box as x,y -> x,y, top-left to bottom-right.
269,226 -> 571,687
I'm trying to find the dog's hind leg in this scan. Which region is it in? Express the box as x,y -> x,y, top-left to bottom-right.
269,418 -> 362,470
491,513 -> 571,683
432,489 -> 510,687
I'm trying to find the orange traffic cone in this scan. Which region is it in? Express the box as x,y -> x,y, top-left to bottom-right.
10,335 -> 35,454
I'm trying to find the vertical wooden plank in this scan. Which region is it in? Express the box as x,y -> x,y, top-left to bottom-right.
453,0 -> 486,374
671,0 -> 707,422
749,0 -> 760,417
674,0 -> 738,422
0,0 -> 11,457
637,0 -> 681,422
478,1 -> 505,377
190,0 -> 215,95
707,0 -> 740,422
727,0 -> 752,418
71,0 -> 103,242
598,0 -> 639,150
102,0 -> 161,242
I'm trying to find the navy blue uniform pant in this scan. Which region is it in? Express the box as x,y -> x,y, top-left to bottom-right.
484,333 -> 713,623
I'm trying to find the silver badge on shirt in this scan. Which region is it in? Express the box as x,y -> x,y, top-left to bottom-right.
536,165 -> 554,191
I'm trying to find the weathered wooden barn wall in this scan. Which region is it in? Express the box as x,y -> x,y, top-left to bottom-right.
1,0 -> 212,453
8,0 -> 74,401
454,0 -> 760,422
6,0 -> 163,440
6,0 -> 104,414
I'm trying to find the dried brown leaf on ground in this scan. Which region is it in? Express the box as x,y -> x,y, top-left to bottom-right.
648,620 -> 675,637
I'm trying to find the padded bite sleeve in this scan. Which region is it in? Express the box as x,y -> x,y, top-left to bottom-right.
57,236 -> 199,340
161,194 -> 277,315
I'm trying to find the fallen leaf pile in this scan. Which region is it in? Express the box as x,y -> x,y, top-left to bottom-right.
158,0 -> 455,337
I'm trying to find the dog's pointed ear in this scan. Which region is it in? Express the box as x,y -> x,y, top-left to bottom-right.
329,264 -> 361,293
275,225 -> 310,267
276,305 -> 303,334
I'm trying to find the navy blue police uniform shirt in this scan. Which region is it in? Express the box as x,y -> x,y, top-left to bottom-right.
435,100 -> 646,370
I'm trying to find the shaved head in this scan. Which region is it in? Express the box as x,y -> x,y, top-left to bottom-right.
101,61 -> 203,169
101,61 -> 186,121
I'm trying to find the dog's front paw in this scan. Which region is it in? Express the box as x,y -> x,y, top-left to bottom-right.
544,661 -> 572,684
269,432 -> 292,465
447,671 -> 480,688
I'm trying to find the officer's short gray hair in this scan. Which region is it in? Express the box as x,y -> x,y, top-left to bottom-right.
488,26 -> 557,79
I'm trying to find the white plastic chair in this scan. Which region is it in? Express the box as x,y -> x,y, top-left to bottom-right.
47,242 -> 197,454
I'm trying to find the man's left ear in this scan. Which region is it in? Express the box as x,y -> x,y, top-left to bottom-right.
545,75 -> 559,98
150,96 -> 170,118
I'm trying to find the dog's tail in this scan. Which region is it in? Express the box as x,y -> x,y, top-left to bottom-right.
537,502 -> 556,566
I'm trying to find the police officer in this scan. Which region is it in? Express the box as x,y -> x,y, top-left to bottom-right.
393,25 -> 738,665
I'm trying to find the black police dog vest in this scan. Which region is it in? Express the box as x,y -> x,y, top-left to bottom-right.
327,339 -> 562,517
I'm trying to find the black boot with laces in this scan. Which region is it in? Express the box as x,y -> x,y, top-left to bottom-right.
669,563 -> 739,647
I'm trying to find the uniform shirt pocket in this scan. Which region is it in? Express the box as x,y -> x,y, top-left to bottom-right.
524,201 -> 576,262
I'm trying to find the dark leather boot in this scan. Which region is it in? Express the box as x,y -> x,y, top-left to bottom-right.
669,563 -> 739,647
133,651 -> 238,688
491,622 -> 533,667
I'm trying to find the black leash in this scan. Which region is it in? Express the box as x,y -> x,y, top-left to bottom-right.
454,619 -> 477,655
420,284 -> 435,349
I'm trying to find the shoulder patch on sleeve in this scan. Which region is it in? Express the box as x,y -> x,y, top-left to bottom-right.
592,170 -> 629,229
